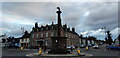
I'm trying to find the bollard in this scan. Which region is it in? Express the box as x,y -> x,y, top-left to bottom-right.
77,49 -> 81,55
86,46 -> 89,51
38,47 -> 42,55
77,47 -> 81,55
20,47 -> 23,51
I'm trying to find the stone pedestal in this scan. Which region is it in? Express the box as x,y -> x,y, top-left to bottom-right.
48,37 -> 70,54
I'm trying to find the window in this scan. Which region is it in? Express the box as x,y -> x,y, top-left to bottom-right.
72,35 -> 74,38
46,40 -> 48,46
37,29 -> 38,31
46,27 -> 48,30
41,33 -> 43,37
46,32 -> 48,37
24,39 -> 26,42
69,34 -> 70,38
35,42 -> 37,46
51,26 -> 53,29
56,33 -> 57,36
20,39 -> 22,42
39,33 -> 41,37
65,34 -> 67,37
79,39 -> 81,43
41,28 -> 43,31
27,38 -> 29,42
92,40 -> 94,44
32,42 -> 34,46
51,32 -> 54,36
21,39 -> 23,42
36,33 -> 38,38
32,34 -> 34,38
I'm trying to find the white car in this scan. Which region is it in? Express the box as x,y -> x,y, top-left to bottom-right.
93,45 -> 99,49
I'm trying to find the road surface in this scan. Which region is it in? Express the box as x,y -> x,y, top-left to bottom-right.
2,44 -> 120,58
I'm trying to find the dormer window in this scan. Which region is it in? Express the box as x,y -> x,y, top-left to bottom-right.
51,32 -> 54,36
37,29 -> 38,31
41,28 -> 43,31
65,33 -> 67,37
46,27 -> 48,30
36,33 -> 38,38
65,29 -> 67,31
41,33 -> 43,37
46,32 -> 48,37
51,26 -> 53,29
32,34 -> 34,38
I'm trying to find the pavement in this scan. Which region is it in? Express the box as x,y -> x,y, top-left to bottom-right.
26,50 -> 92,57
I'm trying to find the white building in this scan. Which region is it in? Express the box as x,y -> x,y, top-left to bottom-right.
20,38 -> 30,48
0,34 -> 8,47
114,34 -> 120,45
19,31 -> 30,48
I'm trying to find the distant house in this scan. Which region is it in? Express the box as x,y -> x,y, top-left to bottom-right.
5,36 -> 20,48
79,35 -> 86,46
79,35 -> 96,46
19,31 -> 30,48
87,36 -> 96,45
0,34 -> 8,47
114,34 -> 120,45
14,38 -> 20,47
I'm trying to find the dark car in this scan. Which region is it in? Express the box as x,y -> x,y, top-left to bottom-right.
7,44 -> 19,48
88,44 -> 92,47
91,44 -> 95,46
107,44 -> 120,50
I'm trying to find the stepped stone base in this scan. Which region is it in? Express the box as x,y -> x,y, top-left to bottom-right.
48,37 -> 70,54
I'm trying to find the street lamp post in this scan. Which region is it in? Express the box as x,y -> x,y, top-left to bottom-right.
21,27 -> 24,35
102,27 -> 107,44
102,27 -> 109,49
20,27 -> 24,48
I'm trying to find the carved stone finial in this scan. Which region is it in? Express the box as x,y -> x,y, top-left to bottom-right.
57,7 -> 60,11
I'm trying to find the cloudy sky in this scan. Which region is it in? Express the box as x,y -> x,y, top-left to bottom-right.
0,1 -> 119,40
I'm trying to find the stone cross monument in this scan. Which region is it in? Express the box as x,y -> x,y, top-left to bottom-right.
48,7 -> 70,54
57,7 -> 62,37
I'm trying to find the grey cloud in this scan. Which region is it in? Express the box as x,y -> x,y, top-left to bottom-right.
2,21 -> 33,37
118,2 -> 120,27
63,13 -> 80,27
2,2 -> 57,23
85,2 -> 118,30
2,2 -> 118,39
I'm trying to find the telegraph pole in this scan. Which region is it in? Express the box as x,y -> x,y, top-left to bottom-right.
21,27 -> 24,35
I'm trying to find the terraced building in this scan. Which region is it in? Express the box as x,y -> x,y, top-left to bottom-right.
30,7 -> 79,48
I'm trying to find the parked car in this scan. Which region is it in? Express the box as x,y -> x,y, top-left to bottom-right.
80,45 -> 86,48
107,44 -> 120,50
91,44 -> 95,46
66,45 -> 75,49
88,44 -> 92,47
93,45 -> 99,49
98,43 -> 103,45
